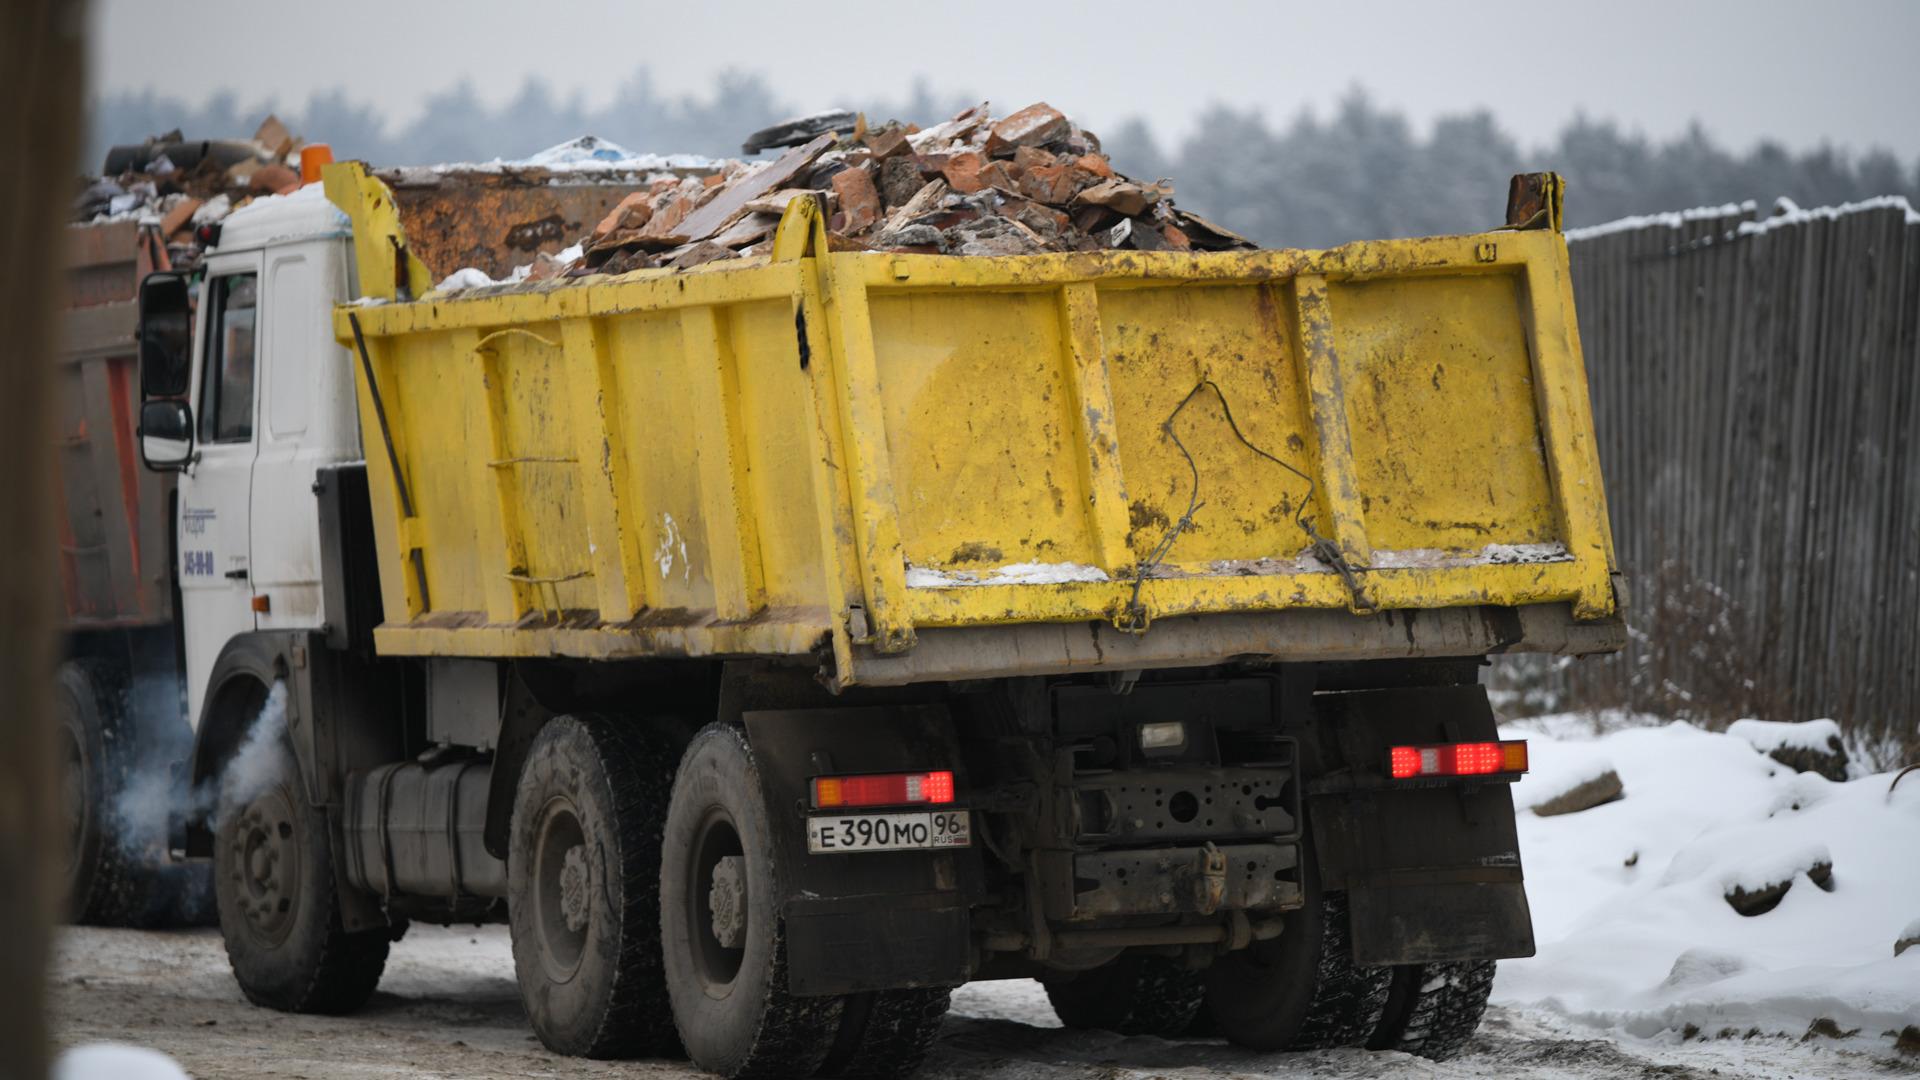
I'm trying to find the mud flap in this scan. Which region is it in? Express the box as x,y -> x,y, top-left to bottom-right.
1305,686 -> 1536,966
743,705 -> 982,995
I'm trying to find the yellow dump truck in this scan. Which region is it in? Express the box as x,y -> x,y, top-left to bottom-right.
132,161 -> 1620,1077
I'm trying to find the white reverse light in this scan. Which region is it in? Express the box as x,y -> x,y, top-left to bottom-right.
1139,721 -> 1188,754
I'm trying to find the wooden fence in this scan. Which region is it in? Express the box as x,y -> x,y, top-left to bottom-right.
1505,197 -> 1920,761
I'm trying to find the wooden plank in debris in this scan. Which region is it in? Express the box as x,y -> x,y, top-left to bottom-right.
660,133 -> 836,248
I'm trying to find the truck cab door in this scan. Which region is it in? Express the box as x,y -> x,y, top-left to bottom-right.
248,246 -> 352,631
178,255 -> 263,728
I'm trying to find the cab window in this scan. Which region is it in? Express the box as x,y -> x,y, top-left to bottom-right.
199,273 -> 259,443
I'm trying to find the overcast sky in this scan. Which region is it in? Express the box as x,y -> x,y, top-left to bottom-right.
88,0 -> 1920,159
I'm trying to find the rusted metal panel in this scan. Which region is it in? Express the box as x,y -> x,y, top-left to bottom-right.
54,223 -> 175,630
376,166 -> 710,283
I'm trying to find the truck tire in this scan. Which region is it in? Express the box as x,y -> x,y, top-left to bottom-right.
1045,954 -> 1205,1037
1202,889 -> 1390,1051
661,723 -> 844,1078
58,658 -> 216,929
507,715 -> 679,1058
1368,959 -> 1496,1060
816,988 -> 951,1079
214,729 -> 389,1013
57,659 -> 139,926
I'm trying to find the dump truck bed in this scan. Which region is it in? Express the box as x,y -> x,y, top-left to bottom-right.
329,165 -> 1621,686
57,220 -> 176,630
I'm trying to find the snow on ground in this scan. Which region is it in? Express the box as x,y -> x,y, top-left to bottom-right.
46,715 -> 1918,1075
1497,716 -> 1920,1056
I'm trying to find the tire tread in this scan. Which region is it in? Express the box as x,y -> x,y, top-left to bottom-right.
1371,959 -> 1496,1060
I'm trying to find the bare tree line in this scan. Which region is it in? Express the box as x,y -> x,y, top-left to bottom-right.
88,73 -> 1919,246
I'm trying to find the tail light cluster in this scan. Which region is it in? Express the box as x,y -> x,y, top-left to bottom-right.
1388,740 -> 1528,780
810,770 -> 956,809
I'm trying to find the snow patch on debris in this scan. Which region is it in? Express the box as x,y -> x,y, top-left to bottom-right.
1494,718 -> 1920,1049
437,267 -> 496,291
905,561 -> 1110,588
1369,541 -> 1572,570
428,134 -> 712,175
1727,717 -> 1844,755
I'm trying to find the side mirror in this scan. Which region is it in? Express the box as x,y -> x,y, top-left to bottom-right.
139,399 -> 194,471
139,272 -> 193,398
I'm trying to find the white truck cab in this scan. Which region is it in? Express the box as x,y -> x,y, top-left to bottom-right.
139,185 -> 363,727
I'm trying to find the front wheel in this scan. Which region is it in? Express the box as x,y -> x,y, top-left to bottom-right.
214,725 -> 389,1013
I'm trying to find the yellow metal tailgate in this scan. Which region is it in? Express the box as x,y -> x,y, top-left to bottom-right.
848,234 -> 1616,645
327,165 -> 1615,684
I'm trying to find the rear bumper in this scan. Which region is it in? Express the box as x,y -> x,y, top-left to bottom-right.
846,601 -> 1624,686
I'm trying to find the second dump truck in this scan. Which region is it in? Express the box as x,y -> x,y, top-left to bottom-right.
132,161 -> 1621,1076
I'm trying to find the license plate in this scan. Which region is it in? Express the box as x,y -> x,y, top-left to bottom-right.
807,810 -> 971,854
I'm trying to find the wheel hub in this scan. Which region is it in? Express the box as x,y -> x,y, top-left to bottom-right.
708,855 -> 747,949
228,788 -> 299,944
558,844 -> 591,933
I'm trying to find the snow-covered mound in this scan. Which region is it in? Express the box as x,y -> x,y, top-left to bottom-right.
1496,717 -> 1920,1048
1726,717 -> 1844,756
54,1044 -> 189,1080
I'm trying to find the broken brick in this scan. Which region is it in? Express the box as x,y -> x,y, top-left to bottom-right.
985,102 -> 1069,157
863,122 -> 911,160
941,151 -> 987,194
976,160 -> 1022,196
831,165 -> 883,235
592,191 -> 653,241
1013,145 -> 1058,172
1075,178 -> 1163,217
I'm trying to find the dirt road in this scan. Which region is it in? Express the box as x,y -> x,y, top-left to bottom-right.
50,925 -> 1904,1079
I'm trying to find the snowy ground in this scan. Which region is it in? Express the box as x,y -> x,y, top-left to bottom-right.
1498,714 -> 1919,1057
49,718 -> 1919,1077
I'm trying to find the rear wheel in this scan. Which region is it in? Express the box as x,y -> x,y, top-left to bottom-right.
1045,954 -> 1205,1037
661,723 -> 844,1078
508,715 -> 680,1058
57,658 -> 215,928
214,727 -> 389,1013
57,659 -> 137,926
817,987 -> 952,1079
1203,888 -> 1390,1050
1368,959 -> 1496,1060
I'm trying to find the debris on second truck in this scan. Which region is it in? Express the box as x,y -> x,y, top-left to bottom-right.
76,114 -> 323,271
561,102 -> 1253,278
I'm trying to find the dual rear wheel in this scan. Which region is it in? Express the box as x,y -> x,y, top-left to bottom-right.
1050,879 -> 1494,1061
510,718 -> 949,1079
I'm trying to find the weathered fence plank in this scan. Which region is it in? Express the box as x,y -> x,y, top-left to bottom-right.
1505,198 -> 1920,762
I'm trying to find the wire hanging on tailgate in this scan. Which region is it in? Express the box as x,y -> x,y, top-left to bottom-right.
1120,379 -> 1371,631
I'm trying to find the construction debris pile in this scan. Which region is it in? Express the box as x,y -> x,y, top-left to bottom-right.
572,102 -> 1253,277
72,115 -> 318,264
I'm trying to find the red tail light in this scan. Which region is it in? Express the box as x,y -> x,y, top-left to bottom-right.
811,770 -> 956,809
1388,740 -> 1528,779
